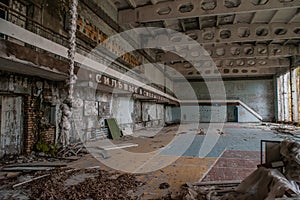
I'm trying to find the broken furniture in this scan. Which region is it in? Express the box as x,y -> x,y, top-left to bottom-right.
260,140 -> 284,171
105,118 -> 122,139
177,139 -> 300,200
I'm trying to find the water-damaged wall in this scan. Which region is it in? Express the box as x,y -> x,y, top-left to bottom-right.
174,79 -> 275,122
142,102 -> 165,127
0,72 -> 62,156
0,96 -> 22,157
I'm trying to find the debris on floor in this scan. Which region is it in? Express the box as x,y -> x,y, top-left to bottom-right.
0,154 -> 60,165
159,182 -> 170,189
57,142 -> 88,158
241,123 -> 300,136
1,124 -> 300,200
198,128 -> 206,135
0,168 -> 140,200
175,181 -> 240,200
2,165 -> 61,172
273,126 -> 300,137
165,139 -> 300,200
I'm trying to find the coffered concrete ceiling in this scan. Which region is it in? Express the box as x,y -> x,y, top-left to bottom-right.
111,0 -> 300,78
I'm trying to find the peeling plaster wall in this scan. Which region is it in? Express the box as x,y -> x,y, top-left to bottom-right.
0,0 -> 172,149
111,96 -> 134,130
0,96 -> 22,157
165,106 -> 173,122
72,86 -> 112,142
174,79 -> 275,122
0,72 -> 61,156
276,67 -> 300,123
72,86 -> 166,141
142,102 -> 165,127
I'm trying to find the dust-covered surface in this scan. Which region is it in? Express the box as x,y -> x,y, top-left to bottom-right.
1,124 -> 300,200
0,168 -> 141,200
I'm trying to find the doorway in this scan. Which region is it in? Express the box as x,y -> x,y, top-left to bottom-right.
227,105 -> 238,122
0,96 -> 23,157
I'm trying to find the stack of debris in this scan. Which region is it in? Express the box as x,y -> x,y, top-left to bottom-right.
242,123 -> 300,137
57,142 -> 88,158
174,139 -> 300,200
273,126 -> 300,137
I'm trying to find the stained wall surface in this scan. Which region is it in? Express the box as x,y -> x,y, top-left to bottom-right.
174,79 -> 274,122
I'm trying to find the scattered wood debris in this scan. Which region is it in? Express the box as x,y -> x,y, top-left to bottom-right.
57,142 -> 88,158
13,168 -> 141,200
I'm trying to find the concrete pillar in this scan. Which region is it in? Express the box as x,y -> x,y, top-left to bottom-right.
275,77 -> 281,122
291,68 -> 298,122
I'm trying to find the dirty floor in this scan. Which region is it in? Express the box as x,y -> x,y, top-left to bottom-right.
0,123 -> 295,199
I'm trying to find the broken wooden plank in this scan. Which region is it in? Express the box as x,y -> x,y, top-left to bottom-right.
189,180 -> 241,186
13,174 -> 50,188
2,164 -> 67,172
2,166 -> 55,172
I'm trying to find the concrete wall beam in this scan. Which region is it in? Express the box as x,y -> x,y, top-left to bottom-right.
118,0 -> 300,24
158,44 -> 300,62
145,22 -> 300,46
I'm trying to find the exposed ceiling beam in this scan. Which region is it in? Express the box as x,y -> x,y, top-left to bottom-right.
166,58 -> 290,70
269,10 -> 278,24
119,0 -> 300,24
250,12 -> 256,24
158,44 -> 299,62
233,13 -> 238,24
166,67 -> 278,78
145,22 -> 300,46
288,8 -> 300,23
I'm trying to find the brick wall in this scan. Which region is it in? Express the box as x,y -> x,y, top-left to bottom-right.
23,95 -> 56,154
23,95 -> 35,154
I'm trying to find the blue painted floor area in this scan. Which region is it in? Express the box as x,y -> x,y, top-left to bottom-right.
161,128 -> 283,158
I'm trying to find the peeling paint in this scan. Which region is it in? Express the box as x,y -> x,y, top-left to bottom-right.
0,96 -> 22,157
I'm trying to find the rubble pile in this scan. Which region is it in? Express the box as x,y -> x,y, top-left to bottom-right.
172,182 -> 239,200
168,139 -> 300,200
280,140 -> 300,182
243,123 -> 300,137
24,168 -> 140,200
0,154 -> 57,166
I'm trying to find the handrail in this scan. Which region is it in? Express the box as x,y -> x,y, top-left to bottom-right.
180,99 -> 263,121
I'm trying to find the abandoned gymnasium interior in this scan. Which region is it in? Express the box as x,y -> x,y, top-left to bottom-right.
0,0 -> 300,199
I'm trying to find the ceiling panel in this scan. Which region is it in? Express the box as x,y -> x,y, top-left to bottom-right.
113,0 -> 300,78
